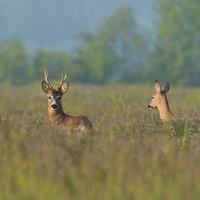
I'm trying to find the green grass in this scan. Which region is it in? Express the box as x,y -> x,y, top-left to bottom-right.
0,83 -> 200,200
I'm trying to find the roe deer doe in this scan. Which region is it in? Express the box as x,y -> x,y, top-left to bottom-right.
41,70 -> 93,133
148,80 -> 176,121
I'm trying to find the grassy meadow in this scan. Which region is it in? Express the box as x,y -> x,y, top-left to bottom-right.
0,83 -> 200,200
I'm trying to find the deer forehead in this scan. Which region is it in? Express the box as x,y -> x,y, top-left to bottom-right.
48,90 -> 62,97
153,91 -> 166,99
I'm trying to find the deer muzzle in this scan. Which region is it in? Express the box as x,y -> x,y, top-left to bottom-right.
50,99 -> 58,110
148,104 -> 153,109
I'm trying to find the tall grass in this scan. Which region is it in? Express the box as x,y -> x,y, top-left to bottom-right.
0,84 -> 200,200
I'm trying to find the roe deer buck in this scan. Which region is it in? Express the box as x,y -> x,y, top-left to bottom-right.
148,80 -> 176,121
41,70 -> 93,133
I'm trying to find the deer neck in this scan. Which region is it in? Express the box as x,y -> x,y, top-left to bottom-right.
157,97 -> 174,121
48,106 -> 70,125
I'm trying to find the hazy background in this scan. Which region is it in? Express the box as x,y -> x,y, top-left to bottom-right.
0,0 -> 154,53
0,0 -> 200,86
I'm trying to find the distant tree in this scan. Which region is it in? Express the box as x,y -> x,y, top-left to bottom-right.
100,7 -> 149,83
146,0 -> 200,86
0,39 -> 29,85
32,50 -> 73,81
76,7 -> 149,84
76,32 -> 118,83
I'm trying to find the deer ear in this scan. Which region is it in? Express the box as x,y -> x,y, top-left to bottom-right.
155,80 -> 161,93
60,81 -> 69,94
164,82 -> 170,93
41,81 -> 51,94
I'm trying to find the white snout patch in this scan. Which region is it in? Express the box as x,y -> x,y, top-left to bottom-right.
148,105 -> 153,109
50,99 -> 58,110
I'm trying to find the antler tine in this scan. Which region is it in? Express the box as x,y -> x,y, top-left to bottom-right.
44,69 -> 53,90
57,72 -> 68,90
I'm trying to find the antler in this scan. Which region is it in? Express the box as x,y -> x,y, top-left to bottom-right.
44,69 -> 53,91
57,72 -> 68,90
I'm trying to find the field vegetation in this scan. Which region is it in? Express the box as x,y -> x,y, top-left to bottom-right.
0,83 -> 200,200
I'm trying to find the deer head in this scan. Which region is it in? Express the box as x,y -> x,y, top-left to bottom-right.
148,80 -> 175,121
41,69 -> 69,112
148,80 -> 170,109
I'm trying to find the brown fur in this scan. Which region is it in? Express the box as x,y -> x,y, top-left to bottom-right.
41,70 -> 93,133
148,80 -> 177,121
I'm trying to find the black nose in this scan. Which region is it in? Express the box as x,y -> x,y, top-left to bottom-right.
148,105 -> 151,108
51,104 -> 58,109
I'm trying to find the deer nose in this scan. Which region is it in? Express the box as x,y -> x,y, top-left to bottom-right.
148,105 -> 152,109
51,104 -> 58,110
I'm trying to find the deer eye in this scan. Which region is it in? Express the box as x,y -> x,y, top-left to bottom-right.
152,96 -> 154,99
57,97 -> 61,100
48,96 -> 51,100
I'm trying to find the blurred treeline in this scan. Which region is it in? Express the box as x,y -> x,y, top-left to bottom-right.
0,0 -> 200,86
